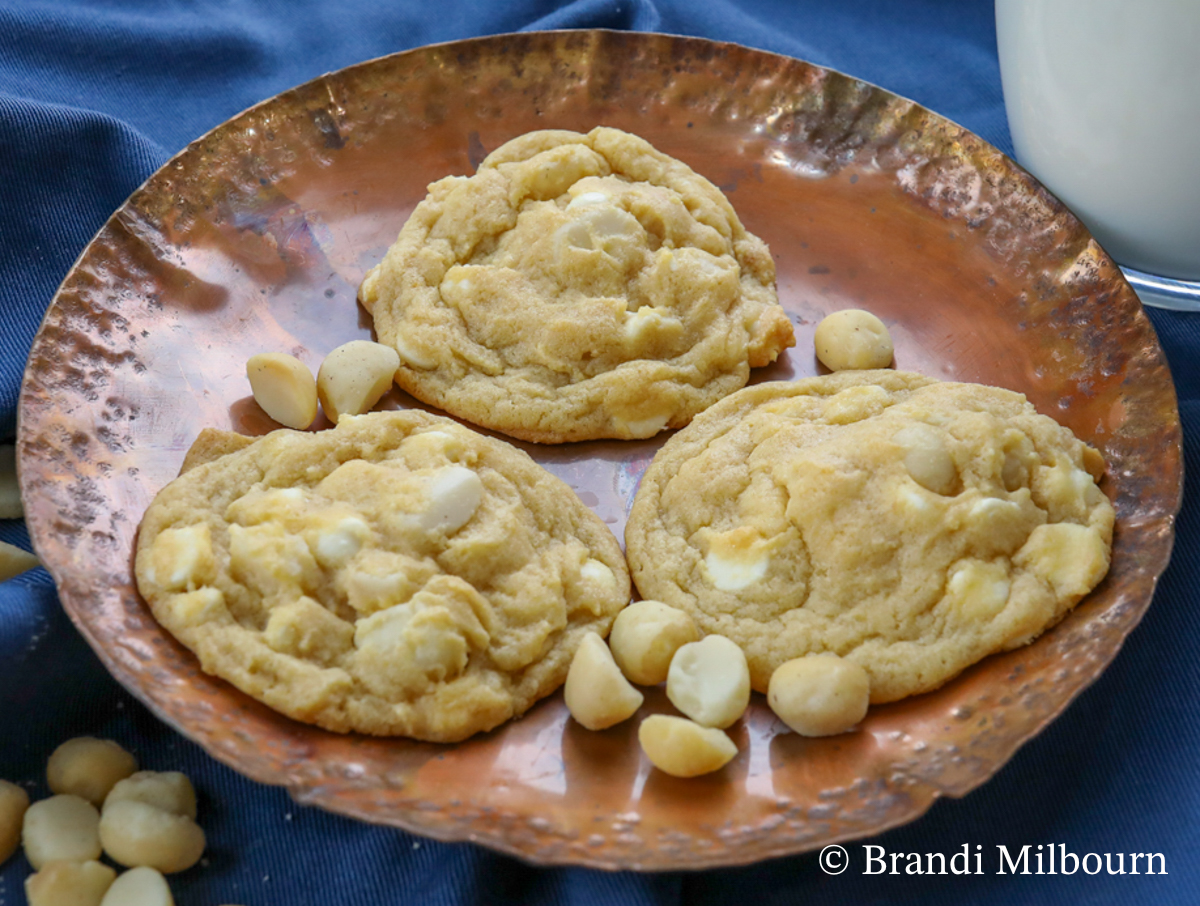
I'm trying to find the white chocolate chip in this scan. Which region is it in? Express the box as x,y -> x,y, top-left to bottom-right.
245,353 -> 318,430
767,653 -> 870,737
564,633 -> 644,730
609,599 -> 699,686
393,333 -> 438,370
637,715 -> 738,778
419,466 -> 483,534
316,340 -> 400,423
666,635 -> 751,729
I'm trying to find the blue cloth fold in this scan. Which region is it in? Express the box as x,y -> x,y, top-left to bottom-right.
2,2 -> 1196,903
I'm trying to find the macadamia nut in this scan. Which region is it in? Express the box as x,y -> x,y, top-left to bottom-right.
47,738 -> 138,806
814,309 -> 894,371
0,779 -> 29,864
609,600 -> 699,686
246,352 -> 318,429
22,794 -> 102,869
25,860 -> 115,906
0,444 -> 21,519
638,715 -> 737,778
666,635 -> 751,729
105,772 -> 197,820
317,340 -> 400,423
564,633 -> 644,730
99,867 -> 175,906
767,653 -> 870,737
100,799 -> 205,874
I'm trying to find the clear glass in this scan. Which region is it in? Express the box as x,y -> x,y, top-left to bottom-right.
996,0 -> 1200,310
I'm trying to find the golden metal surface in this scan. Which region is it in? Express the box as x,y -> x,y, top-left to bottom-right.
17,31 -> 1181,869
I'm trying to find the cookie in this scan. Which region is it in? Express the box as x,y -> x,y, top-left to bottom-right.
135,411 -> 630,742
359,126 -> 795,443
625,371 -> 1114,702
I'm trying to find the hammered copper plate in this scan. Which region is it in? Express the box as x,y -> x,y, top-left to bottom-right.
17,31 -> 1181,869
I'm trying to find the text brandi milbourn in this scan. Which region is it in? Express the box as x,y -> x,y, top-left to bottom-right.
861,844 -> 1167,876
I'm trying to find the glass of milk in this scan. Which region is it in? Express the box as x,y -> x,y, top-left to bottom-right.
996,0 -> 1200,310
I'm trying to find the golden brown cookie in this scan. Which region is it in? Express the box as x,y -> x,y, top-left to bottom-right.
135,411 -> 630,742
359,126 -> 794,443
625,371 -> 1114,702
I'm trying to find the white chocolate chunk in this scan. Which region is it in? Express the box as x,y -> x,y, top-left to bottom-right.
623,306 -> 684,348
666,635 -> 751,729
567,190 -> 610,208
98,867 -> 175,906
564,633 -> 644,730
0,779 -> 30,864
702,527 -> 772,592
609,599 -> 699,686
246,352 -> 318,429
149,524 -> 214,592
22,794 -> 102,869
25,860 -> 115,906
316,340 -> 400,423
47,738 -> 138,807
638,715 -> 738,778
767,653 -> 870,737
813,309 -> 894,371
166,588 -> 228,628
314,516 -> 371,568
264,596 -> 354,663
613,412 -> 670,439
947,559 -> 1011,621
1014,522 -> 1109,597
419,466 -> 483,534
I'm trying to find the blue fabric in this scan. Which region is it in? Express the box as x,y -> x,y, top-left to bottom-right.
2,2 -> 1196,903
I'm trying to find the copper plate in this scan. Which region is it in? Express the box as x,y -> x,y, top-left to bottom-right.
17,31 -> 1182,869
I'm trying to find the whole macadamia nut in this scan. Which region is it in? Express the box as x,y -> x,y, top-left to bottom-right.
99,799 -> 205,874
99,867 -> 175,906
22,794 -> 102,869
47,737 -> 138,806
25,859 -> 116,906
638,715 -> 738,778
608,600 -> 699,686
813,309 -> 894,371
666,635 -> 751,729
564,632 -> 644,730
0,779 -> 30,864
767,653 -> 870,737
105,772 -> 197,820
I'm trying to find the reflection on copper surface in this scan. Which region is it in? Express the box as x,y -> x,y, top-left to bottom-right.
18,31 -> 1180,869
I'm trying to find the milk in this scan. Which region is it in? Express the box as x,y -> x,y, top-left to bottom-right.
996,0 -> 1200,281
